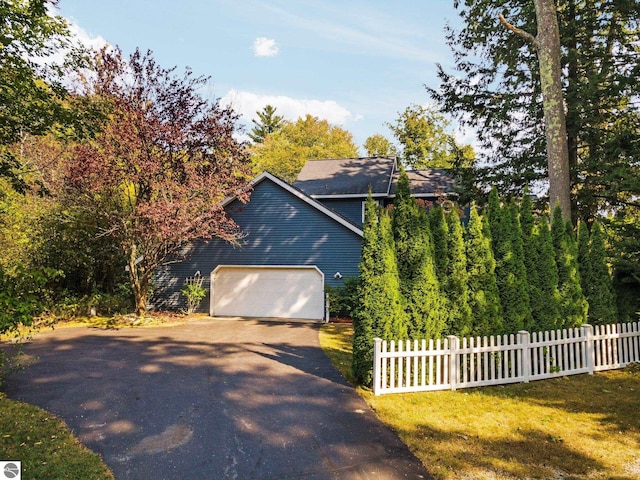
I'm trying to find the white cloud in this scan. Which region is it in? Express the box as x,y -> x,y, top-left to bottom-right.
222,89 -> 357,126
253,37 -> 279,57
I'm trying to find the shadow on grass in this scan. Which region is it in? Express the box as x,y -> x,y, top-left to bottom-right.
410,422 -> 611,479
475,367 -> 640,440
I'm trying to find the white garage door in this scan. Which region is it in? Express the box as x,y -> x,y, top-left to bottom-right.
211,266 -> 324,320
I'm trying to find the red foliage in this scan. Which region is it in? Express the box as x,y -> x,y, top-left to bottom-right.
62,48 -> 252,313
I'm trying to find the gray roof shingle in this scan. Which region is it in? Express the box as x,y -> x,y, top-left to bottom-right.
390,169 -> 456,196
293,156 -> 396,197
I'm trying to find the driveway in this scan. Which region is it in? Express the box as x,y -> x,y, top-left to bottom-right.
4,318 -> 432,479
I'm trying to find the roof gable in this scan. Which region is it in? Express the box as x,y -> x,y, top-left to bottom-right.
223,172 -> 363,237
293,156 -> 396,198
389,169 -> 456,197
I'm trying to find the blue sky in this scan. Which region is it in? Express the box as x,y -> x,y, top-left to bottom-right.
57,0 -> 466,152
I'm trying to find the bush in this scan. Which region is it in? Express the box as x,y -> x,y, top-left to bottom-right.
181,281 -> 206,314
326,277 -> 359,319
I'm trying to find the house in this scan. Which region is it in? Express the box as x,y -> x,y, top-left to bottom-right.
152,156 -> 455,320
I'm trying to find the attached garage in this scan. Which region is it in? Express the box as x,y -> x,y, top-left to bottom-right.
210,266 -> 325,320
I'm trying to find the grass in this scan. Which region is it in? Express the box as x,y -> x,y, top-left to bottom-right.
0,393 -> 114,480
320,323 -> 640,480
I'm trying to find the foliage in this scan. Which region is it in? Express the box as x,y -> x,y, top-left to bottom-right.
445,211 -> 472,336
249,104 -> 283,143
551,205 -> 588,328
352,194 -> 381,385
181,275 -> 206,314
465,204 -> 503,336
363,133 -> 395,157
530,216 -> 561,331
429,206 -> 449,287
583,221 -> 618,325
487,190 -> 533,333
325,277 -> 360,319
250,114 -> 359,182
0,393 -> 115,479
429,0 -> 640,222
0,265 -> 59,335
0,0 -> 102,193
387,104 -> 474,170
392,168 -> 445,339
59,47 -> 251,316
353,195 -> 408,386
608,208 -> 640,322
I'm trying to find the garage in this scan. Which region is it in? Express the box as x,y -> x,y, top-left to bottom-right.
210,266 -> 325,320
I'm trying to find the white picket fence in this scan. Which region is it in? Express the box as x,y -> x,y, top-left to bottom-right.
372,322 -> 640,395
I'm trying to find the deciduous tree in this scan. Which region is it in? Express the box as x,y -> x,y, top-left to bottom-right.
250,115 -> 358,182
363,134 -> 395,157
61,48 -> 251,315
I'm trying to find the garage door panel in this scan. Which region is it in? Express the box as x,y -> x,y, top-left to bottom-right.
212,266 -> 324,320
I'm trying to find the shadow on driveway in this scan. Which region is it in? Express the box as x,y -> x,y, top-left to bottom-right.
4,318 -> 432,479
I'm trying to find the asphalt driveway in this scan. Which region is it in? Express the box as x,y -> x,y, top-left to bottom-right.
4,318 -> 432,479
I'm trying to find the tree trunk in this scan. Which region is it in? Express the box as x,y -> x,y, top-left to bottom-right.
127,245 -> 149,317
499,1 -> 572,221
534,0 -> 572,221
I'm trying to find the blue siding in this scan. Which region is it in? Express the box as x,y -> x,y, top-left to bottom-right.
318,198 -> 364,227
152,179 -> 363,312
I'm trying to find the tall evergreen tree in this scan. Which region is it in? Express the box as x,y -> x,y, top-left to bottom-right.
551,205 -> 588,328
446,211 -> 473,336
487,190 -> 532,334
352,197 -> 408,385
429,1 -> 640,222
392,168 -> 445,339
249,105 -> 283,143
584,221 -> 618,325
378,211 -> 408,341
430,206 -> 449,287
465,204 -> 503,336
531,216 -> 561,331
577,220 -> 591,288
352,194 -> 380,385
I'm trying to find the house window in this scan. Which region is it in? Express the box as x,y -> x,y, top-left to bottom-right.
361,199 -> 381,224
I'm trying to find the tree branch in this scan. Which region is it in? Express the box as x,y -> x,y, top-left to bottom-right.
498,13 -> 538,48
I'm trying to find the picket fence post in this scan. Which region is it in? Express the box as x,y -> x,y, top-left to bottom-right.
448,335 -> 459,391
518,331 -> 530,383
373,338 -> 382,396
582,324 -> 595,375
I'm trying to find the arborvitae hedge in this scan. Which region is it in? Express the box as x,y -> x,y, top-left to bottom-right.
531,217 -> 561,331
487,190 -> 532,334
446,211 -> 472,336
551,205 -> 588,328
585,221 -> 618,325
466,204 -> 503,336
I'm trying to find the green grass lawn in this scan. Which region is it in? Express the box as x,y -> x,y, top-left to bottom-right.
320,323 -> 640,480
0,393 -> 114,480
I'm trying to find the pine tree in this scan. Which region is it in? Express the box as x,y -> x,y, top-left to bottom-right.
531,216 -> 561,331
465,204 -> 503,336
585,221 -> 618,325
508,201 -> 534,331
446,211 -> 473,336
551,205 -> 588,328
249,105 -> 284,143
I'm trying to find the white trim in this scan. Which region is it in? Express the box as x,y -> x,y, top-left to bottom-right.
310,193 -> 387,199
222,172 -> 363,237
